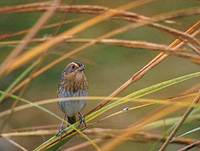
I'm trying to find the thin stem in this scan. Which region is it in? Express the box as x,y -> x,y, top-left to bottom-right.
177,141 -> 200,151
158,91 -> 200,151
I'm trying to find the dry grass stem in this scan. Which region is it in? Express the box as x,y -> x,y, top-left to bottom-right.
0,18 -> 80,40
87,20 -> 200,116
0,0 -> 61,76
2,0 -> 155,76
1,38 -> 199,63
99,91 -> 200,151
158,91 -> 200,151
0,4 -> 199,48
0,1 -> 199,151
177,141 -> 200,151
9,15 -> 200,96
3,137 -> 28,151
1,128 -> 196,148
0,94 -> 198,119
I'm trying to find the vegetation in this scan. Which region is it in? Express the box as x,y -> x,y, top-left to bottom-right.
0,0 -> 200,151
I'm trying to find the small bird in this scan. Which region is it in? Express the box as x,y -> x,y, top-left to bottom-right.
57,61 -> 88,132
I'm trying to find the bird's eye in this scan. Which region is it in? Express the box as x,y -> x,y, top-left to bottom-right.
71,65 -> 76,69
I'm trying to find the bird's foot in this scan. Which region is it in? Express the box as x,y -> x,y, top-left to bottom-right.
56,125 -> 66,137
78,112 -> 87,128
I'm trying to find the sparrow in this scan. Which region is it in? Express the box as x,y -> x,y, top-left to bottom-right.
57,61 -> 88,132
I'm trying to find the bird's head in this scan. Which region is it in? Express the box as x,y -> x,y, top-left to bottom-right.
62,61 -> 86,81
65,61 -> 85,72
59,61 -> 88,93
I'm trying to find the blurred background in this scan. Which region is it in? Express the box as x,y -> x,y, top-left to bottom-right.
0,0 -> 200,150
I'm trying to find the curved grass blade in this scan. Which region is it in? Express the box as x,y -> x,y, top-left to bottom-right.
145,114 -> 200,130
86,71 -> 200,122
178,126 -> 200,138
0,91 -> 100,151
35,71 -> 200,150
0,60 -> 39,103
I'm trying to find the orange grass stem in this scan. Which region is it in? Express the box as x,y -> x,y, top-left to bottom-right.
87,20 -> 200,115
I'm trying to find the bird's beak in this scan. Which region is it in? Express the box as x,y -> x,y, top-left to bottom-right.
77,64 -> 85,72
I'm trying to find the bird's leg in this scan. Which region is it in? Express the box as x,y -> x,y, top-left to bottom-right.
57,114 -> 67,136
78,112 -> 86,127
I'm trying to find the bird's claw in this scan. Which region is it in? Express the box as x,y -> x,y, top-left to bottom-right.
56,125 -> 66,137
80,116 -> 86,127
78,112 -> 87,128
56,129 -> 66,137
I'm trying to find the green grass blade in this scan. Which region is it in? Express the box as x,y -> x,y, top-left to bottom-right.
0,91 -> 100,151
144,114 -> 200,130
0,61 -> 38,103
178,126 -> 200,137
87,71 -> 200,122
35,71 -> 200,150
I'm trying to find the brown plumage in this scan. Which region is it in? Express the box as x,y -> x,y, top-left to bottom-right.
57,61 -> 88,131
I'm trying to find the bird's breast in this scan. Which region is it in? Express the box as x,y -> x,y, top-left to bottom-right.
57,77 -> 88,116
58,89 -> 88,116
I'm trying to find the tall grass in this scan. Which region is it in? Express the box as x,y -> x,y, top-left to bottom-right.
0,0 -> 200,151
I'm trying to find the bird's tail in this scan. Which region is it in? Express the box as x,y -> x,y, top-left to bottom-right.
67,116 -> 76,124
